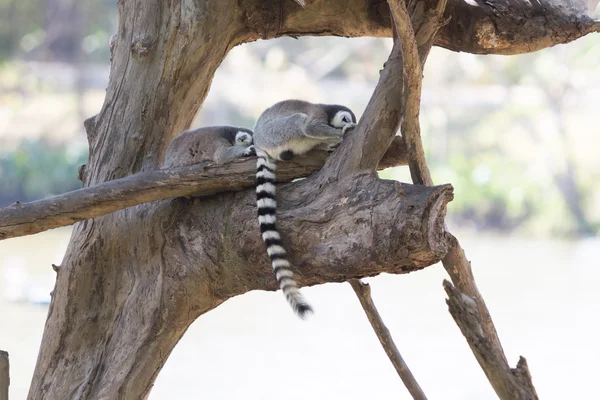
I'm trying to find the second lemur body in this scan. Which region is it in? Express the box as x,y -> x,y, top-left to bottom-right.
163,126 -> 254,168
253,100 -> 357,318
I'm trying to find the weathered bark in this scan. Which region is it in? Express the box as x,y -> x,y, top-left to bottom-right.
444,281 -> 538,399
0,137 -> 407,241
253,0 -> 599,55
30,176 -> 452,399
386,0 -> 539,397
24,0 -> 594,398
27,1 -> 452,398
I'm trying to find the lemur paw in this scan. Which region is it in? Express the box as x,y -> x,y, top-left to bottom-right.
327,142 -> 341,151
243,145 -> 256,157
342,123 -> 356,135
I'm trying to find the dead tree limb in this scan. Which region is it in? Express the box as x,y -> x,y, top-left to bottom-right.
340,2 -> 447,396
22,0 -> 592,398
350,280 -> 428,400
444,281 -> 538,399
264,0 -> 600,55
386,0 -> 539,396
392,0 -> 432,186
25,2 -> 455,397
0,137 -> 407,241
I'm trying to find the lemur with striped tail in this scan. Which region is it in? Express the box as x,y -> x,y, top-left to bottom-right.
253,100 -> 357,318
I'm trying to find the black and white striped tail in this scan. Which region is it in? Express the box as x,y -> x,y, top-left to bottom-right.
256,150 -> 313,319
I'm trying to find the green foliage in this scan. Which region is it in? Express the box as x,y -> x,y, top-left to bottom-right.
0,0 -> 117,62
0,138 -> 88,206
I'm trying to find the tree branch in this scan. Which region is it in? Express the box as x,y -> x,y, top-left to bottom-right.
176,176 -> 454,299
256,0 -> 599,55
350,279 -> 428,400
381,0 -> 539,397
440,235 -> 539,399
389,0 -> 434,185
29,174 -> 454,399
0,137 -> 407,241
444,280 -> 539,399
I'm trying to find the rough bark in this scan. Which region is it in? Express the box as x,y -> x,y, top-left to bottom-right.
27,1 -> 451,398
30,176 -> 452,399
252,0 -> 599,55
0,137 -> 407,241
23,0 -> 593,398
444,281 -> 538,399
386,0 -> 539,397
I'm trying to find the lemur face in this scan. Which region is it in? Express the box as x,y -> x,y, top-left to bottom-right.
235,131 -> 253,146
331,110 -> 356,129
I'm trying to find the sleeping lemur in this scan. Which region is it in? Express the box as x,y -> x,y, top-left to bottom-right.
163,126 -> 255,168
253,100 -> 357,318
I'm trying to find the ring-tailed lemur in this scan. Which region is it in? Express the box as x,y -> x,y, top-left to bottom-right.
253,100 -> 357,318
163,126 -> 255,168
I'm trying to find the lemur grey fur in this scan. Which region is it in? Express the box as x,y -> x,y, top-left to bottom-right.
253,100 -> 357,318
163,126 -> 255,168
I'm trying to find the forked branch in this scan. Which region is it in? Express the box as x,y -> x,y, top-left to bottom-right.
387,0 -> 539,397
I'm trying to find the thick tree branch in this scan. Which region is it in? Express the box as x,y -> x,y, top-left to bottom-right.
26,0 -> 586,397
0,138 -> 408,241
175,176 -> 454,298
29,176 -> 454,399
264,0 -> 599,55
323,39 -> 404,179
350,280 -> 428,400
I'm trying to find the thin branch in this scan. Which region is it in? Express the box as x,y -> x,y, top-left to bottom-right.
333,2 -> 447,397
0,137 -> 407,241
444,280 -> 538,399
386,0 -> 540,396
389,0 -> 432,186
384,0 -> 539,397
349,279 -> 428,400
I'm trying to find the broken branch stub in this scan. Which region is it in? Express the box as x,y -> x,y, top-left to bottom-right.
444,281 -> 539,400
181,176 -> 454,300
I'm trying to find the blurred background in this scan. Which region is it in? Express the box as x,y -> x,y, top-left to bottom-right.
0,1 -> 599,399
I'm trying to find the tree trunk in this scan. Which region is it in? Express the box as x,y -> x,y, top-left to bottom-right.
24,0 -> 598,398
26,1 -> 455,398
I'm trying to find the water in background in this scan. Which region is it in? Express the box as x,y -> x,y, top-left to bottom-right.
0,228 -> 598,399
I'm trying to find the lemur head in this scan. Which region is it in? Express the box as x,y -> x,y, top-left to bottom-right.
235,129 -> 253,146
323,105 -> 357,128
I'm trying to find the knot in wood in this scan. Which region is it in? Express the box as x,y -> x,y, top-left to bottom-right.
130,37 -> 154,57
